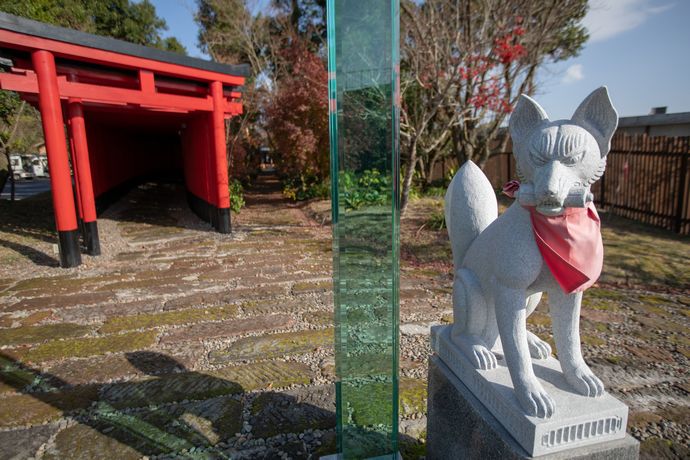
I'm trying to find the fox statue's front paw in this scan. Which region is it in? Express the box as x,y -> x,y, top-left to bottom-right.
527,331 -> 552,359
453,335 -> 497,370
516,378 -> 555,418
564,364 -> 604,397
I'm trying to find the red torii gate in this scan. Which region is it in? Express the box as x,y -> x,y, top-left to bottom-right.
0,13 -> 248,268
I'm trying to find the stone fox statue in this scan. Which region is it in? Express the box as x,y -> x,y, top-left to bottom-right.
444,87 -> 618,419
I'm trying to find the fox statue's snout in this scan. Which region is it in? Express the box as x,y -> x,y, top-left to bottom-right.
534,161 -> 574,216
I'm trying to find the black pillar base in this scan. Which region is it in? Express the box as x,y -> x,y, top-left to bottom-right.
83,221 -> 101,256
187,191 -> 232,234
58,229 -> 82,268
212,207 -> 231,234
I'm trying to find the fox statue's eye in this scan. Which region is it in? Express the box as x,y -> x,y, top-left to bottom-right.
561,151 -> 584,166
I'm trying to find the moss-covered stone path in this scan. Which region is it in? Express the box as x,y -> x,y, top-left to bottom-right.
0,175 -> 433,459
0,176 -> 688,459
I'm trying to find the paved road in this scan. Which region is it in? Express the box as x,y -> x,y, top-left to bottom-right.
0,178 -> 51,200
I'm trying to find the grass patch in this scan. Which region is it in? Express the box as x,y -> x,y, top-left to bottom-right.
599,213 -> 690,289
209,328 -> 333,363
425,211 -> 446,231
10,331 -> 158,363
101,373 -> 243,409
0,386 -> 99,428
605,355 -> 622,365
0,192 -> 60,265
213,361 -> 313,391
400,378 -> 427,417
292,280 -> 332,295
0,353 -> 37,393
581,334 -> 606,347
100,305 -> 239,334
527,312 -> 551,328
0,323 -> 91,346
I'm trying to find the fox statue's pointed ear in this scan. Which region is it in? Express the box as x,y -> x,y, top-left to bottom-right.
571,86 -> 618,157
509,94 -> 549,145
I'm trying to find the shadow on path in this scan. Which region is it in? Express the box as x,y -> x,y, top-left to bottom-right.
0,352 -> 343,459
0,239 -> 58,267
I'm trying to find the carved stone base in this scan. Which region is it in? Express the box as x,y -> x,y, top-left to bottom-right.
429,325 -> 638,458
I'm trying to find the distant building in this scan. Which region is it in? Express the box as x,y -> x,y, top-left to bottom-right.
617,107 -> 690,137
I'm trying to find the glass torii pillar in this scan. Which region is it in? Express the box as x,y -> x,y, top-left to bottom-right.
327,0 -> 400,458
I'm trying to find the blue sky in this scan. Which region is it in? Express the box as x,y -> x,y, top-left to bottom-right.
535,0 -> 690,119
151,0 -> 690,118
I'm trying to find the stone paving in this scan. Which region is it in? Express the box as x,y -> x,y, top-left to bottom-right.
0,175 -> 432,459
0,174 -> 688,459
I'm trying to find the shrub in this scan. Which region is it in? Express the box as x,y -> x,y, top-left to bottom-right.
266,41 -> 329,181
423,186 -> 447,198
229,179 -> 245,213
283,173 -> 330,201
425,210 -> 447,230
341,169 -> 392,210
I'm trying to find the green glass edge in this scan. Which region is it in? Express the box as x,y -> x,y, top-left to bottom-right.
390,0 -> 401,449
327,0 -> 400,457
325,0 -> 343,455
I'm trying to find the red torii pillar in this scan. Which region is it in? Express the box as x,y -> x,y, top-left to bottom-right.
67,99 -> 100,255
210,80 -> 231,233
32,50 -> 81,268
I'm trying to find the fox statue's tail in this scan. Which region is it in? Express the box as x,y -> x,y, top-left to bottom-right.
444,161 -> 498,269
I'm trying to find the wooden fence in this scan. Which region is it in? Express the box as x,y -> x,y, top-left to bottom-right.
594,135 -> 689,235
438,135 -> 690,235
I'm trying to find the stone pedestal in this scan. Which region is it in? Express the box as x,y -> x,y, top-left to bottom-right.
427,326 -> 639,459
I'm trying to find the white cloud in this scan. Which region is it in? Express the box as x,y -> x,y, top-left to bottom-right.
584,0 -> 674,43
562,64 -> 585,84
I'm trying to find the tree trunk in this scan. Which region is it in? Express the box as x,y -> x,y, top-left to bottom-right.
454,140 -> 471,168
452,126 -> 472,167
400,141 -> 418,214
498,130 -> 511,154
0,101 -> 26,201
3,151 -> 15,201
425,147 -> 446,186
418,160 -> 427,183
10,168 -> 15,201
0,151 -> 8,197
476,142 -> 491,169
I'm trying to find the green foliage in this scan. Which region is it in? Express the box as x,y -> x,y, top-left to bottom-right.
407,176 -> 422,201
445,166 -> 457,184
282,172 -> 329,201
229,179 -> 245,213
160,36 -> 186,54
341,170 -> 391,210
0,91 -> 21,125
425,210 -> 446,231
423,186 -> 446,198
0,0 -> 91,31
0,0 -> 186,54
196,0 -> 252,63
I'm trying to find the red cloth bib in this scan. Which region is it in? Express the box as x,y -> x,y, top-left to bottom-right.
503,181 -> 603,293
528,203 -> 603,293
